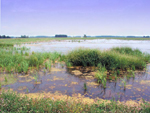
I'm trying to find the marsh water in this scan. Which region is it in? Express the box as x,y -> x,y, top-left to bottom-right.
19,39 -> 150,54
3,39 -> 150,101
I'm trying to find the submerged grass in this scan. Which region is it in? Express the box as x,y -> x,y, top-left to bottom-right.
0,91 -> 150,112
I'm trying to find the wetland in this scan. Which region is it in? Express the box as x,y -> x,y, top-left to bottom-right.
1,38 -> 150,112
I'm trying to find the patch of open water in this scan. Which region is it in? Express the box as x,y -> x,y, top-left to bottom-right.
18,39 -> 150,54
2,63 -> 150,102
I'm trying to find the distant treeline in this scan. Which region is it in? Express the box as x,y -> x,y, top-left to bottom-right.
55,35 -> 67,37
0,35 -> 11,38
19,35 -> 29,38
0,35 -> 150,38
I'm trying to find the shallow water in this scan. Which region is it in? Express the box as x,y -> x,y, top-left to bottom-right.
19,39 -> 150,54
3,63 -> 150,102
4,39 -> 150,101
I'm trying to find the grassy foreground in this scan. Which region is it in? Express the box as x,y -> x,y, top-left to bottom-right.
0,91 -> 150,113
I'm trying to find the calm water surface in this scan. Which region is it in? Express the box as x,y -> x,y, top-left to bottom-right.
20,39 -> 150,54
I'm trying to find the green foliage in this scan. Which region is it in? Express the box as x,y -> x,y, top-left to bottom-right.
84,82 -> 87,90
111,47 -> 142,55
25,52 -> 29,56
1,91 -> 150,112
0,47 -> 62,73
67,48 -> 101,67
95,66 -> 107,88
111,47 -> 150,63
45,62 -> 51,70
5,77 -> 8,82
0,43 -> 14,47
50,52 -> 60,63
66,61 -> 72,67
67,48 -> 147,70
17,60 -> 29,73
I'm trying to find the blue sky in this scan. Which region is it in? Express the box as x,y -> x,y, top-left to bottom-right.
1,0 -> 150,36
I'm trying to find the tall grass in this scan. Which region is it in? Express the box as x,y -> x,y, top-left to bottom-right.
111,47 -> 150,63
95,65 -> 107,88
67,48 -> 147,70
0,47 -> 63,73
67,49 -> 101,67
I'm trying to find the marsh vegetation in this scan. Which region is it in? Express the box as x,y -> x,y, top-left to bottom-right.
0,39 -> 150,112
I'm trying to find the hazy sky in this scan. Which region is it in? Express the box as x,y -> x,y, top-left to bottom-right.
1,0 -> 150,36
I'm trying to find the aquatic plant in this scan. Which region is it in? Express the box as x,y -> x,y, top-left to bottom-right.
48,62 -> 51,71
17,60 -> 29,73
0,46 -> 63,74
67,48 -> 101,67
95,66 -> 107,88
45,62 -> 49,69
43,68 -> 46,73
60,63 -> 65,68
67,48 -> 147,70
26,88 -> 29,93
117,70 -> 120,75
32,51 -> 35,54
34,75 -> 38,82
83,82 -> 87,90
59,54 -> 66,62
66,61 -> 72,67
111,47 -> 150,63
28,55 -> 39,66
25,52 -> 29,56
120,77 -> 127,88
5,77 -> 7,83
50,52 -> 60,63
0,43 -> 14,47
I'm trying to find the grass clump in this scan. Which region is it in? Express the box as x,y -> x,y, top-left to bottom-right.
95,66 -> 107,88
67,48 -> 101,67
67,48 -> 147,70
111,47 -> 150,63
